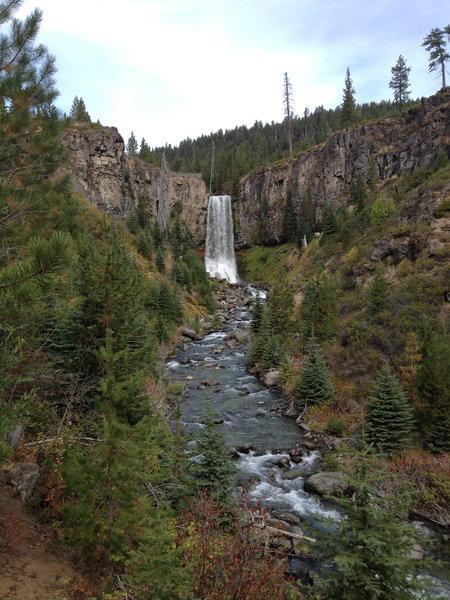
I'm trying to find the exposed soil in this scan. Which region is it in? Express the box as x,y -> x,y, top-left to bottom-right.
0,484 -> 93,600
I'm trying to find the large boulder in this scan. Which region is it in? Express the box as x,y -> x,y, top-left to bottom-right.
3,462 -> 39,500
263,370 -> 280,387
304,471 -> 349,497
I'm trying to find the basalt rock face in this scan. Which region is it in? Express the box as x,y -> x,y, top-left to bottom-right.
236,91 -> 450,248
62,126 -> 208,243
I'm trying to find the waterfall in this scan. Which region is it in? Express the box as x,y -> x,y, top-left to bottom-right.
205,195 -> 238,284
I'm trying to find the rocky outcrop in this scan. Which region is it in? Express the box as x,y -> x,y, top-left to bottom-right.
62,125 -> 208,243
236,91 -> 450,247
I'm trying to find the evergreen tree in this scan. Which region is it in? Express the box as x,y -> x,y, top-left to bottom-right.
299,270 -> 337,341
0,0 -> 73,464
250,292 -> 264,335
69,96 -> 91,121
389,55 -> 411,110
350,173 -> 368,211
321,201 -> 339,235
188,405 -> 236,509
417,330 -> 450,453
368,264 -> 390,315
341,68 -> 357,128
139,137 -> 154,162
282,188 -> 297,242
365,365 -> 415,455
296,218 -> 312,246
315,446 -> 432,600
295,330 -> 333,411
156,247 -> 166,273
422,26 -> 450,90
127,131 -> 138,155
249,307 -> 279,370
283,72 -> 294,159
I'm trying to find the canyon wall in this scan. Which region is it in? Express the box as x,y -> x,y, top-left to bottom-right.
236,91 -> 450,247
62,125 -> 208,243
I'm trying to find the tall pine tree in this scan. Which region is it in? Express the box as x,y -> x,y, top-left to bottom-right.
295,330 -> 333,411
365,365 -> 415,455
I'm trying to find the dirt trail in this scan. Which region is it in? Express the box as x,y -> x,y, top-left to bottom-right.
0,485 -> 90,600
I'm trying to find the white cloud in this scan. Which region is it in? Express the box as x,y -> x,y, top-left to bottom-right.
17,0 -> 446,146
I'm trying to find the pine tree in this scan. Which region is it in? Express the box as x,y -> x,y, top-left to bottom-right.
249,307 -> 279,370
365,365 -> 415,455
282,188 -> 297,242
127,131 -> 138,155
422,26 -> 450,90
321,202 -> 339,235
188,405 -> 236,509
250,292 -> 264,335
283,72 -> 294,159
417,330 -> 450,453
69,96 -> 91,121
341,68 -> 357,128
368,263 -> 390,315
139,137 -> 153,162
295,330 -> 333,411
299,271 -> 337,341
399,332 -> 422,407
389,55 -> 411,110
316,446 -> 432,600
350,173 -> 368,211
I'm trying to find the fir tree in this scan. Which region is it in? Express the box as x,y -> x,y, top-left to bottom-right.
250,292 -> 264,335
69,96 -> 91,121
341,68 -> 357,128
299,270 -> 337,341
417,330 -> 450,453
350,173 -> 368,211
295,330 -> 333,411
127,131 -> 138,155
282,188 -> 297,242
368,264 -> 390,315
156,247 -> 166,273
188,405 -> 236,509
315,446 -> 432,600
321,201 -> 339,235
283,72 -> 294,159
249,307 -> 279,370
422,26 -> 450,90
365,365 -> 415,455
389,55 -> 411,111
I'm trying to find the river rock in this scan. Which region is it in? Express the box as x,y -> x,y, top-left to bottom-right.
213,347 -> 223,354
271,537 -> 292,552
407,544 -> 424,561
180,326 -> 201,340
282,468 -> 304,480
185,375 -> 194,380
224,330 -> 249,343
277,457 -> 291,469
4,462 -> 39,500
236,444 -> 256,454
304,471 -> 349,497
225,339 -> 236,348
268,518 -> 293,532
263,369 -> 280,387
201,380 -> 220,386
182,343 -> 189,351
179,357 -> 191,364
273,512 -> 302,526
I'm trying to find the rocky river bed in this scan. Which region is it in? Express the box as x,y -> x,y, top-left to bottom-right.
167,283 -> 450,596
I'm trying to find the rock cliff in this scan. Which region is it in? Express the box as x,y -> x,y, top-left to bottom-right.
62,125 -> 208,243
236,91 -> 450,248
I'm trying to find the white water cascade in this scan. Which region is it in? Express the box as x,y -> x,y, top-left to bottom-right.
205,195 -> 238,283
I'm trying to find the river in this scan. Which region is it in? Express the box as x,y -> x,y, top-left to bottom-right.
167,284 -> 450,597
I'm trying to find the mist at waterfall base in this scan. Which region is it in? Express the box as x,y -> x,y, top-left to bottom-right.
205,195 -> 239,284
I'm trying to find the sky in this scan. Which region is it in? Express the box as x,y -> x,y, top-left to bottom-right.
18,0 -> 448,148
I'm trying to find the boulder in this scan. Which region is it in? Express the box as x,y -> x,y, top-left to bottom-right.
273,512 -> 302,526
282,468 -> 304,480
277,457 -> 291,470
263,370 -> 280,387
180,326 -> 201,340
201,380 -> 220,387
4,462 -> 39,500
304,471 -> 349,497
